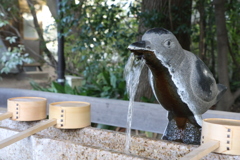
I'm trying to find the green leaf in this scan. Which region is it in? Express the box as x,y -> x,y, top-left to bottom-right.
96,124 -> 116,130
51,81 -> 65,93
110,72 -> 117,88
5,36 -> 17,44
0,20 -> 9,27
145,132 -> 153,138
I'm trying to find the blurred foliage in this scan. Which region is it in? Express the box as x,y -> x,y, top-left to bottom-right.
226,0 -> 240,92
0,20 -> 32,74
0,44 -> 33,74
1,0 -> 240,110
30,67 -> 128,99
191,0 -> 240,93
191,0 -> 216,70
30,80 -> 79,94
55,0 -> 140,99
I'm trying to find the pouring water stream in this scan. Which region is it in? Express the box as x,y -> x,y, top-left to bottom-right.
124,53 -> 145,153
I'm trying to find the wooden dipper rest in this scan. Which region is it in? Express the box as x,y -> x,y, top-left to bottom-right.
0,97 -> 47,121
180,118 -> 240,160
0,101 -> 91,149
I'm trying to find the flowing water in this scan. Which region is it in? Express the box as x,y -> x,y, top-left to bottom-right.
124,53 -> 145,153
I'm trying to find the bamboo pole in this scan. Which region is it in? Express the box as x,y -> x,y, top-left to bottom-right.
180,140 -> 220,160
0,112 -> 13,121
0,119 -> 57,149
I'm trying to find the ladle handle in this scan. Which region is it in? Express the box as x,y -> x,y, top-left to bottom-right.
0,118 -> 57,149
180,140 -> 220,160
0,112 -> 13,121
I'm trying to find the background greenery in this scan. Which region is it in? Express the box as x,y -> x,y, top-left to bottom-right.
54,0 -> 140,100
1,0 -> 240,112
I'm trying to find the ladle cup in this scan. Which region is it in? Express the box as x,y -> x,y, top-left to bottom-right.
0,97 -> 47,121
181,118 -> 240,160
0,100 -> 90,149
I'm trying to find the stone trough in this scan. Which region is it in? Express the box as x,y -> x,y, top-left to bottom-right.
0,88 -> 240,159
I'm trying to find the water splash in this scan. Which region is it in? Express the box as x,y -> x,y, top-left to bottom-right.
124,53 -> 145,153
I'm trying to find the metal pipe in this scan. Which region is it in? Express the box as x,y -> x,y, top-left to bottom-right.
56,0 -> 65,86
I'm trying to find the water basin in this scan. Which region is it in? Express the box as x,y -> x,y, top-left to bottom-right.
0,108 -> 239,160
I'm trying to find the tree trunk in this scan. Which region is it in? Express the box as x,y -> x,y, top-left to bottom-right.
27,0 -> 58,68
135,0 -> 192,101
213,0 -> 240,110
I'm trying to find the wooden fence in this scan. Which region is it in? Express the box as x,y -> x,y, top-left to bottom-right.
0,88 -> 239,134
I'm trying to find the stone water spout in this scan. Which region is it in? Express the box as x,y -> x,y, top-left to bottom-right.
127,28 -> 227,144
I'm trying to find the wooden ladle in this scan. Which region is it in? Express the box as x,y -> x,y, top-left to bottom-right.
181,118 -> 240,160
0,101 -> 91,149
0,97 -> 47,121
